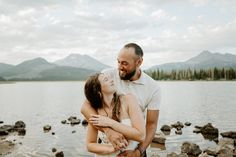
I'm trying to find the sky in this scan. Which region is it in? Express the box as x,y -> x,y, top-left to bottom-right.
0,0 -> 236,69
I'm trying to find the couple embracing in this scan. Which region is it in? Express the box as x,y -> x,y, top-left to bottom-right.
81,43 -> 161,157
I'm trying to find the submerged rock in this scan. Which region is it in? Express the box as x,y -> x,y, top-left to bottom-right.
152,132 -> 166,144
55,151 -> 64,157
43,125 -> 51,132
184,122 -> 191,126
220,131 -> 236,139
171,121 -> 184,129
82,119 -> 88,126
0,140 -> 15,156
181,142 -> 202,156
160,125 -> 171,132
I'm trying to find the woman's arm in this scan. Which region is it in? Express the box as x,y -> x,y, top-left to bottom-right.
86,124 -> 115,155
89,94 -> 145,142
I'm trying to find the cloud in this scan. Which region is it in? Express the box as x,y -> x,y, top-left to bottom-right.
0,0 -> 236,68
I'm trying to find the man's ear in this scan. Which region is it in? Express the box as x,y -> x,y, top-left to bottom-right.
136,57 -> 143,67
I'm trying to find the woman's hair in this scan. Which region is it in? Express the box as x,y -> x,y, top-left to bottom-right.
84,73 -> 121,122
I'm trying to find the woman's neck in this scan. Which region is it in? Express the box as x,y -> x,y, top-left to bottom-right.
103,93 -> 114,108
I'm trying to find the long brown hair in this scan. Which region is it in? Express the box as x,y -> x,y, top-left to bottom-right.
84,73 -> 121,122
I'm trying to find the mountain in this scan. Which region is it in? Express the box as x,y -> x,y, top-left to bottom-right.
0,58 -> 56,80
0,57 -> 96,81
149,51 -> 236,72
54,54 -> 110,71
0,63 -> 14,73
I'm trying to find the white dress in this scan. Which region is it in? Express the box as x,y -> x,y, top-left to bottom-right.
95,119 -> 138,157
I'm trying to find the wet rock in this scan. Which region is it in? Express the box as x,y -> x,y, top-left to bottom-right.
52,148 -> 57,153
14,121 -> 26,129
195,125 -> 203,129
184,122 -> 191,126
0,130 -> 8,136
82,119 -> 88,126
160,125 -> 171,132
72,130 -> 76,134
198,152 -> 212,157
61,120 -> 67,124
193,128 -> 201,133
150,152 -> 160,157
70,119 -> 81,125
52,132 -> 55,135
167,152 -> 188,157
0,140 -> 15,156
171,121 -> 184,129
55,151 -> 64,157
200,123 -> 218,136
43,125 -> 51,132
0,121 -> 3,124
152,132 -> 166,144
0,125 -> 14,133
175,129 -> 182,135
181,142 -> 202,156
215,138 -> 235,157
68,116 -> 77,121
204,147 -> 217,156
17,128 -> 26,136
220,131 -> 236,139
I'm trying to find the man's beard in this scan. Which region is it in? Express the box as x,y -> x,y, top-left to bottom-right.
119,69 -> 136,80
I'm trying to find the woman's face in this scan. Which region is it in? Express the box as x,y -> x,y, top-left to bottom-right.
98,73 -> 116,94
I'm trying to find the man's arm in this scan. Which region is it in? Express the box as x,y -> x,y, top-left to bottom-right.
138,110 -> 159,152
81,100 -> 128,150
118,110 -> 159,157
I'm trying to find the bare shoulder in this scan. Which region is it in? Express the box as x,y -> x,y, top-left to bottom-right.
122,93 -> 137,101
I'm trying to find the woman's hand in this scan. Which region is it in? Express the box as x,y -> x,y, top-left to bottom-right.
89,114 -> 113,127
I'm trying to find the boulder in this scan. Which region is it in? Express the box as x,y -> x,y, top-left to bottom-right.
167,152 -> 188,157
200,123 -> 218,135
181,142 -> 202,156
193,128 -> 201,133
184,122 -> 191,126
204,147 -> 217,156
55,151 -> 64,157
152,132 -> 166,144
14,121 -> 26,129
43,125 -> 51,131
160,125 -> 171,131
68,116 -> 77,121
171,121 -> 184,129
61,120 -> 67,124
175,129 -> 182,135
52,148 -> 57,153
0,121 -> 3,124
220,131 -> 236,139
70,119 -> 81,125
82,119 -> 88,126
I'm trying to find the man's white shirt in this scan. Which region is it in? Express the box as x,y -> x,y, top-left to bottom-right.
102,68 -> 161,114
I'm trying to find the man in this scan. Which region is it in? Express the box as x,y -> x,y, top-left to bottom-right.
81,43 -> 160,157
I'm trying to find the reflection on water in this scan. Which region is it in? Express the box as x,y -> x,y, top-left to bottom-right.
0,81 -> 236,156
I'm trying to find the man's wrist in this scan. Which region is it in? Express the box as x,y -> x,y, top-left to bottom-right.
135,145 -> 146,157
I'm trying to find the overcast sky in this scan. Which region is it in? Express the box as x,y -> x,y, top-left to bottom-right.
0,0 -> 236,69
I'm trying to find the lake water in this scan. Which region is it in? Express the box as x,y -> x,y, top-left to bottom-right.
0,81 -> 236,157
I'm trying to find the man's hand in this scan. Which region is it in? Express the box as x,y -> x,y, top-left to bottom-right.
104,128 -> 128,151
117,149 -> 140,157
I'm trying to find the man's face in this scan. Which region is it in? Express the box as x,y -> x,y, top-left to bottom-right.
117,47 -> 138,80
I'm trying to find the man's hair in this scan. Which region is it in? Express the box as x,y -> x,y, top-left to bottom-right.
124,43 -> 143,57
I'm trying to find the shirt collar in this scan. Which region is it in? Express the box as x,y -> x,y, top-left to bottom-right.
131,70 -> 145,85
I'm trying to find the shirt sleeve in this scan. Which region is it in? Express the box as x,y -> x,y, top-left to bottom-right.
147,86 -> 161,110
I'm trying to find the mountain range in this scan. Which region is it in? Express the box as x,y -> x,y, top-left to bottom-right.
0,54 -> 109,81
0,51 -> 235,81
148,50 -> 236,72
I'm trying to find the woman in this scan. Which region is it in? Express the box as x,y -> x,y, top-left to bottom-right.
84,73 -> 145,156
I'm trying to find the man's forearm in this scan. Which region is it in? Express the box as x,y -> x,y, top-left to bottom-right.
138,122 -> 157,150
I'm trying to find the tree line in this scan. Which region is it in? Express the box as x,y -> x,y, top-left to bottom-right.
145,67 -> 236,80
